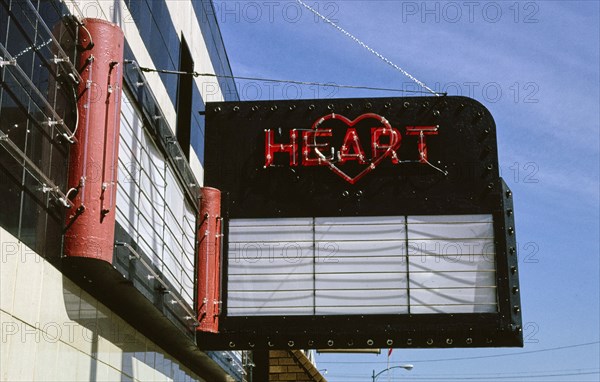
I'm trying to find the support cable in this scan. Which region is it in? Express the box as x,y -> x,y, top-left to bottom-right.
294,0 -> 438,96
137,66 -> 445,96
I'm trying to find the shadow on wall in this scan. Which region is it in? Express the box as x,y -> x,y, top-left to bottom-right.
62,276 -> 204,382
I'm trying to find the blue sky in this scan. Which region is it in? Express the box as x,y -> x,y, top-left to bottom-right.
214,1 -> 599,380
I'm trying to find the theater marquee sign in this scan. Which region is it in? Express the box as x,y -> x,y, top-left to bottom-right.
200,96 -> 522,350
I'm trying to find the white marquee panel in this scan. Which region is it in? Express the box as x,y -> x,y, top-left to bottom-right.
227,214 -> 498,316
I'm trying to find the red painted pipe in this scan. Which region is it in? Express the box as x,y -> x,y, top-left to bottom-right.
197,187 -> 222,333
64,19 -> 124,263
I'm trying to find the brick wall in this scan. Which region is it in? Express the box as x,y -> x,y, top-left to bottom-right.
268,350 -> 327,382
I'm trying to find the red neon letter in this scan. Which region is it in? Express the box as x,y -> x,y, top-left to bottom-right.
302,129 -> 332,166
264,129 -> 298,167
371,127 -> 401,164
338,128 -> 367,164
406,126 -> 439,163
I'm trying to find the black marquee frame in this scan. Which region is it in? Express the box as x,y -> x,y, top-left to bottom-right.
199,96 -> 522,350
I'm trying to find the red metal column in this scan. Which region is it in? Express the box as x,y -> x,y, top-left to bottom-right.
197,187 -> 222,333
64,19 -> 124,263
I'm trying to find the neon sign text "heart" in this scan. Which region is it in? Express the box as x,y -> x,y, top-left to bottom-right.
265,113 -> 439,184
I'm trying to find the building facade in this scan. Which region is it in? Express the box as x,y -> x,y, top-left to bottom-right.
0,1 -> 520,380
0,0 -> 251,380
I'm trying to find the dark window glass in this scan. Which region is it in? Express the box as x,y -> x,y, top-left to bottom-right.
0,0 -> 77,261
124,0 -> 179,105
0,158 -> 22,237
176,35 -> 193,160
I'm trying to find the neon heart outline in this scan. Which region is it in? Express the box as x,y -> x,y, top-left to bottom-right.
310,113 -> 400,185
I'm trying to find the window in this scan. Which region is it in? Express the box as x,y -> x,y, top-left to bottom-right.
116,91 -> 196,307
0,0 -> 78,258
176,35 -> 193,160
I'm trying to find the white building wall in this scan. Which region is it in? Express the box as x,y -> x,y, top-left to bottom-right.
1,1 -> 240,380
0,227 -> 205,382
66,0 -> 228,117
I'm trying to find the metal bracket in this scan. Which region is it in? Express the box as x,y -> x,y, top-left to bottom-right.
115,242 -> 201,328
0,57 -> 16,67
43,118 -> 63,127
51,55 -> 70,64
